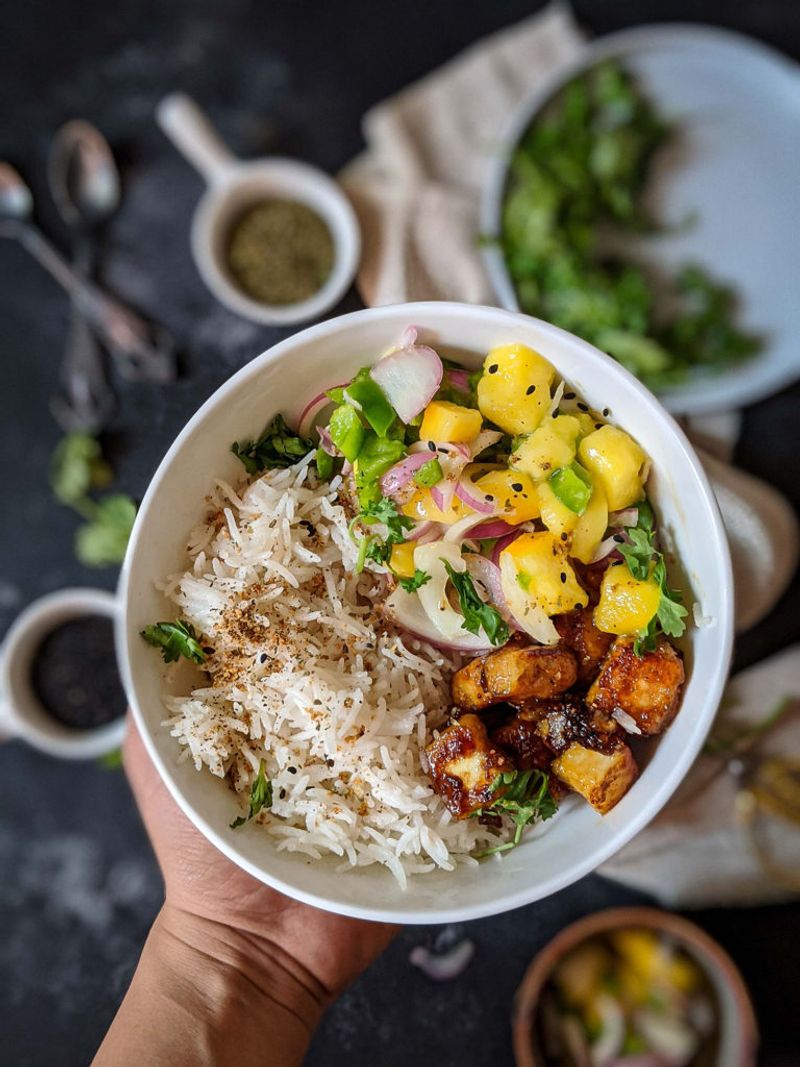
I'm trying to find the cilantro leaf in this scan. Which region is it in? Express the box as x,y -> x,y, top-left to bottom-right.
443,562 -> 509,647
473,770 -> 557,857
398,569 -> 431,592
351,496 -> 414,573
75,494 -> 137,566
50,432 -> 113,505
140,619 -> 207,664
231,415 -> 313,474
230,759 -> 272,828
620,501 -> 687,652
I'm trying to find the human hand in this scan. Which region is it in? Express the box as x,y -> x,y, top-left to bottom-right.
94,715 -> 396,1067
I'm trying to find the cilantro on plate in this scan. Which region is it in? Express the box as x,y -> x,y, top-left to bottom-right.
473,770 -> 558,857
140,619 -> 207,664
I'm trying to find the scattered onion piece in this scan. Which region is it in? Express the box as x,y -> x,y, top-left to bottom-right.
380,452 -> 434,496
370,341 -> 443,423
298,388 -> 341,440
404,520 -> 443,543
611,507 -> 639,528
465,553 -> 519,631
317,426 -> 339,457
409,939 -> 475,981
469,520 -> 516,539
384,585 -> 492,653
455,476 -> 494,514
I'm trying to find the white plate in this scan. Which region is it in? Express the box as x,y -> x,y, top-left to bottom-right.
481,25 -> 800,416
117,302 -> 733,924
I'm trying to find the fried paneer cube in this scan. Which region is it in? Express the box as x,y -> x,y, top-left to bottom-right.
551,740 -> 638,814
587,636 -> 685,736
555,607 -> 615,686
426,713 -> 514,818
452,643 -> 577,711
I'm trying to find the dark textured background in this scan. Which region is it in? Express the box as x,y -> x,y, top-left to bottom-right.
1,2 -> 799,1064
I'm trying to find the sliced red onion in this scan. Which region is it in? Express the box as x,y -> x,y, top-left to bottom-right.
298,387 -> 343,440
454,476 -> 494,514
591,533 -> 623,564
491,530 -> 522,566
397,325 -> 419,349
370,343 -> 443,423
317,426 -> 339,457
404,520 -> 443,543
612,708 -> 642,735
445,513 -> 502,543
410,440 -> 470,459
548,379 -> 566,418
446,368 -> 471,394
431,484 -> 447,511
468,520 -> 516,539
469,429 -> 502,458
611,507 -> 639,528
465,554 -> 519,630
384,586 -> 492,653
380,452 -> 433,496
409,939 -> 475,981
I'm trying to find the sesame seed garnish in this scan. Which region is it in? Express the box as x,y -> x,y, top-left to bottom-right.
488,363 -> 499,374
574,602 -> 582,610
526,385 -> 536,395
602,408 -> 610,417
511,482 -> 523,492
577,402 -> 589,412
288,766 -> 297,774
613,534 -> 625,543
595,423 -> 603,430
428,441 -> 436,452
560,532 -> 568,542
485,494 -> 494,502
565,391 -> 576,400
560,572 -> 567,584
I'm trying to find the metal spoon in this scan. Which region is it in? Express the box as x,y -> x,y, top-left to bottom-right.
0,162 -> 175,383
47,121 -> 118,431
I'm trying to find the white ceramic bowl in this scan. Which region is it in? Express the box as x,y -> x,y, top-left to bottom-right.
118,302 -> 733,924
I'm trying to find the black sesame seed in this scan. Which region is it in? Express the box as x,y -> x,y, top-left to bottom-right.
326,758 -> 335,767
560,572 -> 567,584
488,363 -> 499,374
612,560 -> 624,567
288,766 -> 297,774
526,385 -> 536,395
560,532 -> 568,542
552,410 -> 559,418
511,482 -> 523,492
595,423 -> 603,430
485,494 -> 494,502
602,408 -> 610,417
204,646 -> 215,655
613,534 -> 625,544
259,653 -> 268,663
565,391 -> 576,400
428,441 -> 436,452
577,402 -> 589,412
574,602 -> 582,610
279,788 -> 287,800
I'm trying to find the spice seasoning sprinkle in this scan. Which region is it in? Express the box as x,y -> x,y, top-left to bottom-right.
227,199 -> 334,306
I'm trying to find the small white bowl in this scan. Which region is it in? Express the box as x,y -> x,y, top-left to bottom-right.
118,302 -> 733,924
0,588 -> 124,759
157,94 -> 361,326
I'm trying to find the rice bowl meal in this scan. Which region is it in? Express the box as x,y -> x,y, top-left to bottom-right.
141,326 -> 694,888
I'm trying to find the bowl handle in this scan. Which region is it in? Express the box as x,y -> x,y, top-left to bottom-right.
156,93 -> 237,187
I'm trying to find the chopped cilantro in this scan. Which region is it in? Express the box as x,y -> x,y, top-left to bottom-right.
473,770 -> 557,857
351,496 -> 414,573
620,501 -> 687,653
75,494 -> 137,567
443,562 -> 509,647
231,414 -> 314,474
398,569 -> 431,593
230,759 -> 272,828
140,619 -> 207,664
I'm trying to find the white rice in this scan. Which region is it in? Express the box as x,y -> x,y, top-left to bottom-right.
160,454 -> 506,885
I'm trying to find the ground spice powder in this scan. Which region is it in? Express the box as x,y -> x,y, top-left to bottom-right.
226,199 -> 334,305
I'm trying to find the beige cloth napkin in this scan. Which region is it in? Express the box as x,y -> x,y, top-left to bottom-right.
341,4 -> 800,905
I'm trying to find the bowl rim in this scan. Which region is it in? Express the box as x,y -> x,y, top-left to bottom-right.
479,21 -> 800,416
116,301 -> 734,924
512,906 -> 759,1067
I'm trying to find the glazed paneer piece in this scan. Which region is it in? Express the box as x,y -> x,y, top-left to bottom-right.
551,740 -> 638,815
554,607 -> 615,686
587,636 -> 685,736
426,713 -> 514,818
452,644 -> 577,711
492,705 -> 554,772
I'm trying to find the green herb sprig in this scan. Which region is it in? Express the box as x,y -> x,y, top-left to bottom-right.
231,415 -> 314,474
618,501 -> 688,654
398,569 -> 431,593
230,759 -> 273,829
443,562 -> 509,647
351,496 -> 414,573
140,620 -> 207,664
473,770 -> 557,857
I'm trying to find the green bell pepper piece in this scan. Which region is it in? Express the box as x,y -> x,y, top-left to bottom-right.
329,404 -> 364,463
354,434 -> 407,509
413,458 -> 443,488
345,375 -> 396,436
315,447 -> 335,481
549,462 -> 593,515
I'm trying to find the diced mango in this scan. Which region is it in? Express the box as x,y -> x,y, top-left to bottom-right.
476,343 -> 555,435
594,561 -> 661,635
511,415 -> 580,482
419,400 -> 483,445
389,540 -> 416,578
578,425 -> 650,512
501,531 -> 589,615
570,485 -> 609,564
474,470 -> 539,525
537,481 -> 579,536
401,487 -> 471,525
573,410 -> 600,438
